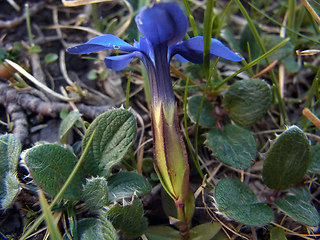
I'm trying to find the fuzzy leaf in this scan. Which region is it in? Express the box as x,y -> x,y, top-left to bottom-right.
223,79 -> 272,127
263,126 -> 311,189
275,187 -> 320,227
82,177 -> 108,211
24,144 -> 86,200
107,198 -> 148,238
215,178 -> 274,226
0,134 -> 21,208
187,95 -> 215,127
1,172 -> 20,209
78,212 -> 118,240
107,171 -> 151,202
59,111 -> 82,143
82,109 -> 136,177
0,134 -> 21,173
206,124 -> 257,169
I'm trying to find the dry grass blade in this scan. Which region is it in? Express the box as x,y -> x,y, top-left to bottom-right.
62,0 -> 113,7
302,0 -> 320,25
302,108 -> 320,129
4,59 -> 80,102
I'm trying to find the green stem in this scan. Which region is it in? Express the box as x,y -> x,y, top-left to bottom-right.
183,0 -> 198,36
20,129 -> 97,240
203,0 -> 214,80
214,38 -> 290,89
125,74 -> 131,109
25,3 -> 34,46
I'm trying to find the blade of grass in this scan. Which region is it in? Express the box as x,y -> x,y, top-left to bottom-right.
214,38 -> 291,89
183,75 -> 204,179
248,2 -> 320,44
20,129 -> 97,240
38,191 -> 63,240
287,0 -> 296,41
234,0 -> 287,124
183,0 -> 198,36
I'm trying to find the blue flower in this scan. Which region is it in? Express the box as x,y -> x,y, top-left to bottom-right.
67,2 -> 243,108
67,2 -> 244,227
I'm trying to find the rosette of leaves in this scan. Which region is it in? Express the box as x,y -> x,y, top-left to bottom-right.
24,109 -> 138,200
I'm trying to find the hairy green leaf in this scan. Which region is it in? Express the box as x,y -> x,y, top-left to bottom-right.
82,109 -> 137,177
107,171 -> 151,202
107,198 -> 147,238
263,126 -> 311,189
77,213 -> 118,240
275,187 -> 320,227
215,178 -> 274,226
223,79 -> 272,127
0,134 -> 21,208
206,124 -> 257,169
24,144 -> 86,200
82,177 -> 108,211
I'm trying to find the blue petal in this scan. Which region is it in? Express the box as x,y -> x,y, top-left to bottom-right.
135,2 -> 188,46
67,34 -> 138,54
104,52 -> 143,71
170,36 -> 244,63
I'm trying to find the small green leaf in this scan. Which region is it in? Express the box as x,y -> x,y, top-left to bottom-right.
262,35 -> 293,63
59,111 -> 82,143
187,95 -> 215,127
107,171 -> 151,202
269,227 -> 287,240
215,178 -> 274,226
82,109 -> 137,177
82,177 -> 108,211
275,187 -> 320,227
44,53 -> 58,64
223,79 -> 272,127
107,198 -> 148,238
206,124 -> 257,169
282,55 -> 300,73
145,226 -> 182,240
263,126 -> 311,189
77,213 -> 119,240
28,45 -> 42,54
189,222 -> 221,240
1,172 -> 20,209
87,70 -> 97,80
39,191 -> 63,240
24,144 -> 86,200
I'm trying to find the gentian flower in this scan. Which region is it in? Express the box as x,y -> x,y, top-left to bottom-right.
67,1 -> 243,228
